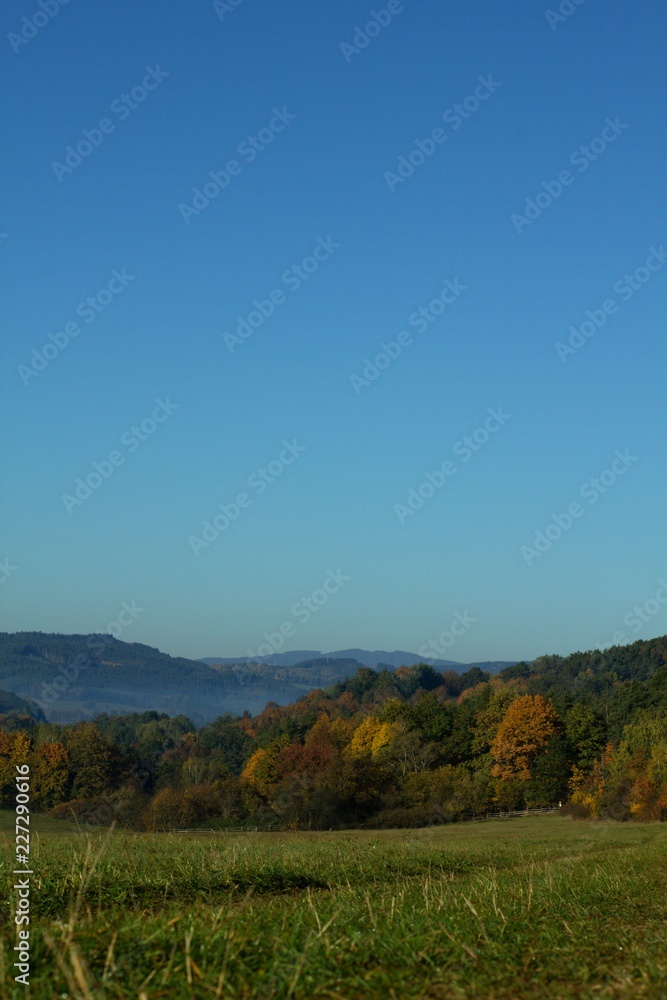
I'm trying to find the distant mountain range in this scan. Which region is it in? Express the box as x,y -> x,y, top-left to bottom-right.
201,648 -> 515,672
0,632 -> 515,724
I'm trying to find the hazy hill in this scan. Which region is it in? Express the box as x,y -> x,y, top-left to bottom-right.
0,632 -> 515,724
0,688 -> 46,729
202,648 -> 515,672
0,632 -> 236,723
0,634 -> 394,722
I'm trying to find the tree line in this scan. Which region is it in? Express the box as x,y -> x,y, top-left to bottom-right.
1,636 -> 665,830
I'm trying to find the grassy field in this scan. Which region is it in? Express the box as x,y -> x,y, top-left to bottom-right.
0,813 -> 665,999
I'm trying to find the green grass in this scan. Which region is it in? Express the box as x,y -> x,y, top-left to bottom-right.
1,815 -> 665,998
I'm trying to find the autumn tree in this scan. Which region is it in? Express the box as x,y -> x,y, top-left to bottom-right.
0,732 -> 18,804
305,713 -> 353,751
241,736 -> 289,798
31,742 -> 69,809
146,787 -> 184,831
602,711 -> 667,820
472,685 -> 519,758
348,717 -> 397,758
0,733 -> 33,807
491,695 -> 560,783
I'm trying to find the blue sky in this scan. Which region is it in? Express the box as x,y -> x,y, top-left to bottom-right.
1,0 -> 665,664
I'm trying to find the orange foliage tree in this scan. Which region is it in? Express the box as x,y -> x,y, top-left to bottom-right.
491,694 -> 560,782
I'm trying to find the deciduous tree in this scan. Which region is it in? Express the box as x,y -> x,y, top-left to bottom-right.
491,694 -> 560,782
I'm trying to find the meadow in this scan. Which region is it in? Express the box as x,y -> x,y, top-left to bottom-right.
0,814 -> 665,999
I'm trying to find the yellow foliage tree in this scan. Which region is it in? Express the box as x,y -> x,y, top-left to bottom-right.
241,737 -> 288,796
10,732 -> 32,770
242,748 -> 270,794
0,732 -> 16,803
348,717 -> 398,758
32,742 -> 70,809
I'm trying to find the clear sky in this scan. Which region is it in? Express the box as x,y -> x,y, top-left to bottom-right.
1,0 -> 666,664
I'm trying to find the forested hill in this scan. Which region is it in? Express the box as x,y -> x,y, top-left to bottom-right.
1,631 -> 665,733
202,648 -> 516,672
0,688 -> 45,728
0,633 -> 455,722
0,634 -> 664,830
0,632 -> 232,722
0,632 -> 515,724
274,634 -> 667,751
498,636 -> 667,740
